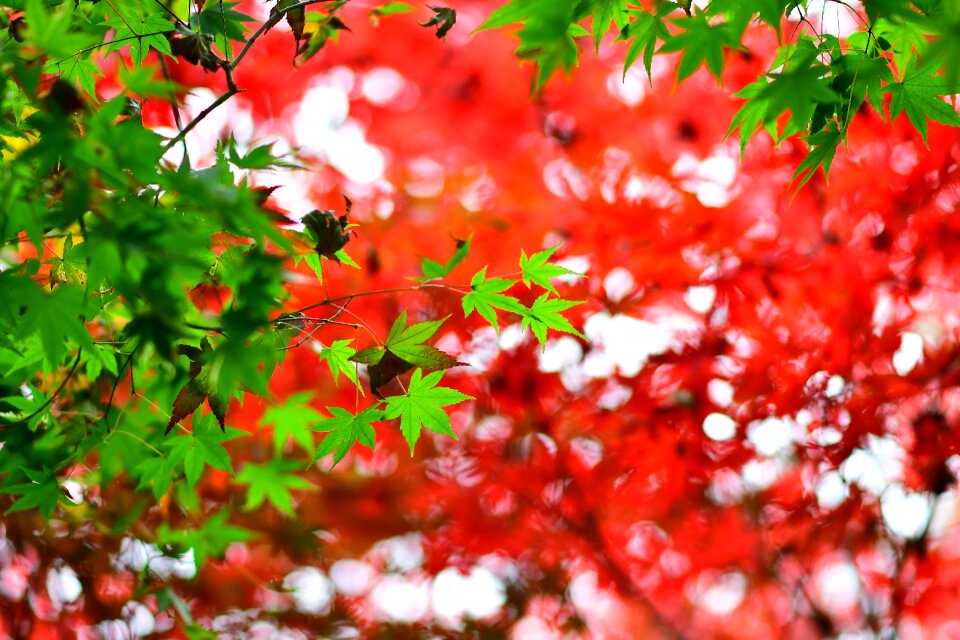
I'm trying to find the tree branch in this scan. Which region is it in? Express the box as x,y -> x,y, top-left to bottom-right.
162,0 -> 333,152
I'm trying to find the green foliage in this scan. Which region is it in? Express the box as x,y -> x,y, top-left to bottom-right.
16,0 -> 959,607
885,57 -> 960,145
383,369 -> 473,455
478,0 -> 960,183
236,458 -> 316,514
463,267 -> 528,332
618,4 -> 673,80
263,392 -> 325,454
101,4 -> 175,66
522,294 -> 585,350
520,244 -> 582,294
0,0 -> 586,557
318,339 -> 363,390
659,12 -> 734,82
311,405 -> 382,467
167,412 -> 245,490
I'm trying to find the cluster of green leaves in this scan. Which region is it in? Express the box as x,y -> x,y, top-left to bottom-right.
0,0 -> 587,576
478,0 -> 960,185
306,242 -> 586,467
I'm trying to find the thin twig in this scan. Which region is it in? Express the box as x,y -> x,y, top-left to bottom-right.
277,303 -> 350,351
285,282 -> 466,317
161,83 -> 238,151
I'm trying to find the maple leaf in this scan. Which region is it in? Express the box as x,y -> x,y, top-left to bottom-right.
792,121 -> 843,190
584,0 -> 629,53
101,11 -> 174,66
318,339 -> 363,391
169,26 -> 220,72
477,0 -> 579,86
383,311 -> 461,369
885,57 -> 960,146
727,57 -> 840,151
383,369 -> 473,455
236,459 -> 316,514
261,392 -> 324,454
521,293 -> 585,350
462,266 -> 527,332
422,6 -> 456,38
659,12 -> 734,82
58,59 -> 104,98
1,468 -> 61,519
312,405 -> 383,468
301,196 -> 353,262
166,338 -> 227,434
163,412 -> 245,490
520,244 -> 583,294
617,4 -> 674,81
350,311 -> 462,394
272,0 -> 306,50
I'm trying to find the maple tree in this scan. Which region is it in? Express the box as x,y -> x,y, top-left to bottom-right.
3,0 -> 960,637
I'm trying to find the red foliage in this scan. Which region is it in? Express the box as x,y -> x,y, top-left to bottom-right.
5,2 -> 960,638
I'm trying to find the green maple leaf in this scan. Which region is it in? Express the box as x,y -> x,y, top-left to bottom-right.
462,267 -> 526,332
521,293 -> 585,349
236,459 -> 316,515
791,121 -> 843,190
383,369 -> 473,455
707,0 -> 790,40
520,244 -> 583,294
381,311 -> 462,370
192,0 -> 254,54
312,405 -> 382,468
659,12 -> 733,81
102,11 -> 175,66
262,392 -> 324,455
854,54 -> 896,118
727,59 -> 839,151
477,0 -> 579,86
23,0 -> 93,60
617,4 -> 674,81
1,468 -> 61,520
167,412 -> 245,490
58,59 -> 104,98
319,339 -> 362,390
587,0 -> 630,53
135,453 -> 179,500
18,285 -> 96,370
885,57 -> 960,146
